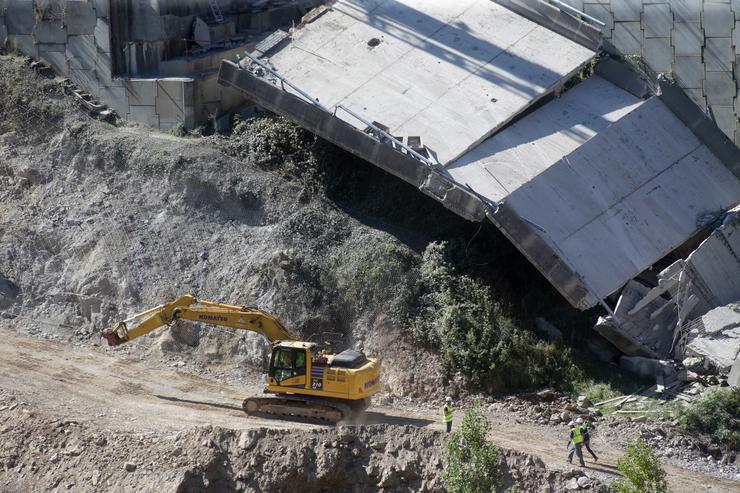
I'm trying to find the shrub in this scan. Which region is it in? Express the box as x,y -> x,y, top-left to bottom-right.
679,387 -> 740,448
409,242 -> 576,391
222,115 -> 355,195
444,402 -> 502,493
612,440 -> 669,493
331,236 -> 418,324
169,122 -> 188,137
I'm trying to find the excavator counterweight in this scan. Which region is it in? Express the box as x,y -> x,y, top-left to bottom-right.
101,295 -> 380,422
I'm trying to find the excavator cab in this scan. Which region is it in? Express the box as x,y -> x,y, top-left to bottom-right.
269,345 -> 308,386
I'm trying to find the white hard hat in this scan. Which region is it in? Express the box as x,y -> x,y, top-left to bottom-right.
576,417 -> 583,424
445,396 -> 453,402
568,420 -> 575,427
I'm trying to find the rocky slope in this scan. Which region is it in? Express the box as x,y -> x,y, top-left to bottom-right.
0,397 -> 609,493
0,54 -> 457,399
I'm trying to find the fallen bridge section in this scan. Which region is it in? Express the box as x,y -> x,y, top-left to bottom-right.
253,0 -> 595,165
455,85 -> 740,306
218,0 -> 740,312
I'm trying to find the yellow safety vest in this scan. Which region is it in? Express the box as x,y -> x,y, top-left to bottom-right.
571,426 -> 584,444
443,404 -> 453,423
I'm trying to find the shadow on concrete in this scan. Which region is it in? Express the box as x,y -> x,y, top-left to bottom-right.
444,76 -> 642,193
337,0 -> 566,100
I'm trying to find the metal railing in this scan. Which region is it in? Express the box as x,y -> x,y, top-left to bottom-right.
241,52 -> 332,113
548,0 -> 606,29
333,105 -> 434,167
239,51 -> 435,168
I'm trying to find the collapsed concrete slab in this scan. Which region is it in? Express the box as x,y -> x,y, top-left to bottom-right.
485,96 -> 740,307
244,0 -> 595,165
601,205 -> 740,360
594,279 -> 677,359
729,358 -> 740,388
219,2 -> 740,315
683,304 -> 740,372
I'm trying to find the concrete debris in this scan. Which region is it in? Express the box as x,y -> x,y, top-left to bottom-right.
595,205 -> 740,368
576,396 -> 592,408
684,304 -> 740,371
595,280 -> 677,359
728,358 -> 740,388
192,17 -> 211,48
681,357 -> 709,374
620,356 -> 675,379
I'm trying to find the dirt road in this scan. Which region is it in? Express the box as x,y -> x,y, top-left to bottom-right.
0,328 -> 737,493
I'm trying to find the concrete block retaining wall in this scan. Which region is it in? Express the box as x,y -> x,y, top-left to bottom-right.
6,0 -> 740,140
566,0 -> 740,145
0,0 -> 246,130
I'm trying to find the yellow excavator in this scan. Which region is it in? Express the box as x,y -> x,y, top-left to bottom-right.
101,294 -> 380,422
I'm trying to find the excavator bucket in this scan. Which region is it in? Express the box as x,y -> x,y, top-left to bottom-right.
101,322 -> 128,346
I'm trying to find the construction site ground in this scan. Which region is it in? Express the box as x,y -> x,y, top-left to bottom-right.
1,327 -> 737,493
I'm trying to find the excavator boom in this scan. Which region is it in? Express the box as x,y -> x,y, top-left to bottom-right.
101,294 -> 298,346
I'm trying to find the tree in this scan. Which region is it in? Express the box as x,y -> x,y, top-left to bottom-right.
443,402 -> 501,493
612,439 -> 669,493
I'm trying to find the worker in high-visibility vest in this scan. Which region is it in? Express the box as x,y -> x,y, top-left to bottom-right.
576,417 -> 598,462
566,420 -> 586,466
443,396 -> 453,432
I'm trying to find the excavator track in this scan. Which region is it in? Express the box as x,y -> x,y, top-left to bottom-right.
242,395 -> 356,423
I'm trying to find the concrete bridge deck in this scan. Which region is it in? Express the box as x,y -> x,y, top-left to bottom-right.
264,0 -> 595,165
218,0 -> 740,310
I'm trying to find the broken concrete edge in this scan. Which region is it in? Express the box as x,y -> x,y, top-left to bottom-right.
594,57 -> 652,99
657,78 -> 740,181
217,60 -> 487,223
729,357 -> 740,388
445,56 -> 597,166
493,0 -> 602,52
594,316 -> 659,359
489,202 -> 598,310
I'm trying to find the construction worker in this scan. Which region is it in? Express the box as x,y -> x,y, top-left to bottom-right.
566,420 -> 586,467
576,417 -> 598,462
443,396 -> 453,432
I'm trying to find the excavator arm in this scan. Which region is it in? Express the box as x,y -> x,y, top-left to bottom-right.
101,294 -> 299,346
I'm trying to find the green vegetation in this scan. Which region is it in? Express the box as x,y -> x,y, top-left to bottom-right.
567,357 -> 652,411
444,402 -> 502,493
330,236 -> 418,324
169,122 -> 188,137
223,115 -> 329,193
612,440 -> 669,493
679,387 -> 740,448
409,242 -> 577,391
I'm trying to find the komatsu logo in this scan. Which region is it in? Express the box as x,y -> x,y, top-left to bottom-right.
199,315 -> 228,322
364,376 -> 379,389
